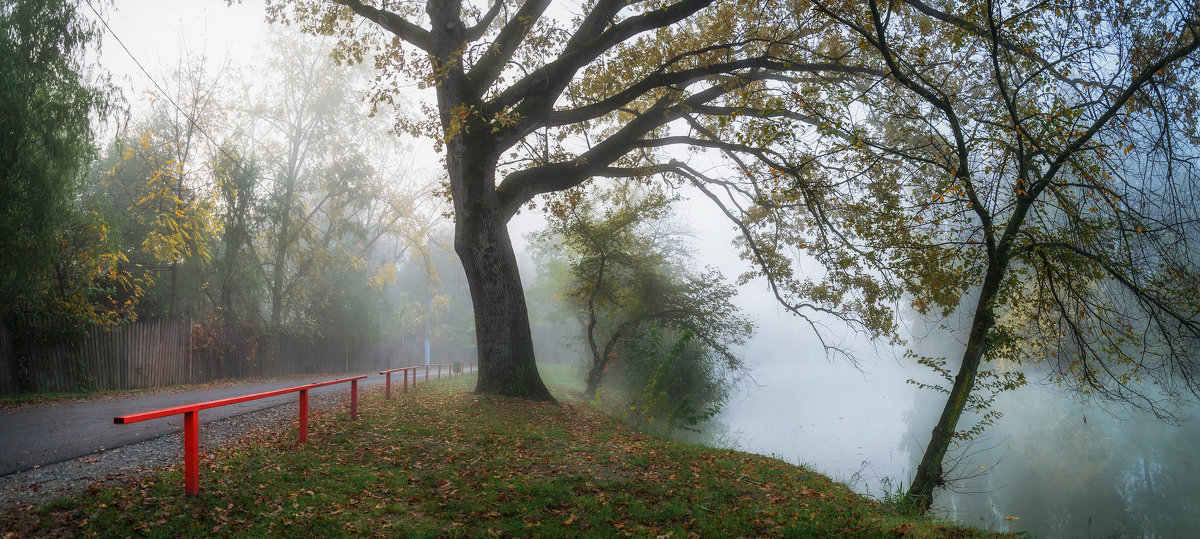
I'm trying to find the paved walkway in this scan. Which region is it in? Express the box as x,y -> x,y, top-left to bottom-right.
0,372 -> 419,477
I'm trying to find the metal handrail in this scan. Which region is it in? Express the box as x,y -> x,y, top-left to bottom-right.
114,375 -> 366,495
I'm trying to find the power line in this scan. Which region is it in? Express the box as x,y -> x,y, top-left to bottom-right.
82,0 -> 426,265
84,0 -> 256,179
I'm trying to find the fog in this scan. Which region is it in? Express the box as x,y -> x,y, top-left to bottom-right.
92,4 -> 1199,537
710,305 -> 1200,537
686,241 -> 1200,536
516,181 -> 1200,537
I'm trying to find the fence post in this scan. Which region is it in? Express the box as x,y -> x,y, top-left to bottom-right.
437,364 -> 442,379
403,369 -> 409,392
184,410 -> 199,495
299,389 -> 309,444
384,372 -> 392,400
350,379 -> 359,420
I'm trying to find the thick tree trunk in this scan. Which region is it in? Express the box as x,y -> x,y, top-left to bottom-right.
430,1 -> 551,401
447,139 -> 553,401
454,196 -> 553,401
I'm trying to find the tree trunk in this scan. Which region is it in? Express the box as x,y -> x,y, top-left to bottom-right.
906,263 -> 1003,511
584,367 -> 603,398
448,140 -> 553,401
430,1 -> 551,401
455,204 -> 553,401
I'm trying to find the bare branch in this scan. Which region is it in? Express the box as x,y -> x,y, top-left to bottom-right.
464,0 -> 505,42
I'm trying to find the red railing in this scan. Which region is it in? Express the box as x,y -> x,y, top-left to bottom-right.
424,362 -> 476,380
380,362 -> 476,399
380,366 -> 419,399
114,375 -> 366,495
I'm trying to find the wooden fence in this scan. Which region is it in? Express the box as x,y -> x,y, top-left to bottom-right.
0,320 -> 410,395
0,320 -> 191,394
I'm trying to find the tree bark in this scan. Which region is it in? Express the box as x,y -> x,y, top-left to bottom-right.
583,364 -> 604,398
430,1 -> 552,401
445,135 -> 552,401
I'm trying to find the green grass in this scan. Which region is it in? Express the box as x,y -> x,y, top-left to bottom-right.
1,365 -> 1008,537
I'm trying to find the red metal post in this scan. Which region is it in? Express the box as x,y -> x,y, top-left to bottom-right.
184,410 -> 199,495
350,379 -> 359,420
299,389 -> 309,444
384,372 -> 392,400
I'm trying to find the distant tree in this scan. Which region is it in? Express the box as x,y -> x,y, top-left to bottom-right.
95,125 -> 220,321
534,183 -> 752,400
624,328 -> 731,434
237,36 -> 384,342
31,209 -> 141,328
209,149 -> 263,323
0,0 -> 117,319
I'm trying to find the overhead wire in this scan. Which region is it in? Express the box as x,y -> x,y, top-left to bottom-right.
81,0 -> 434,266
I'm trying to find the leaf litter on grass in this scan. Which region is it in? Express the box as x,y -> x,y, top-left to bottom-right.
1,373 -> 1011,537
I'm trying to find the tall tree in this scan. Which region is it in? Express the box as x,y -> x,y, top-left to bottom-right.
685,0 -> 1200,511
0,0 -> 117,318
210,148 -> 262,322
233,35 -> 374,340
257,0 -> 869,399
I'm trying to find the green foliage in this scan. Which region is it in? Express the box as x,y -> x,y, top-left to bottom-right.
903,350 -> 1026,442
0,0 -> 117,317
532,182 -> 751,424
627,329 -> 726,435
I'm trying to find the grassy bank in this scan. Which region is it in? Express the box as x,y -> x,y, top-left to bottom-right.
2,364 -> 1002,537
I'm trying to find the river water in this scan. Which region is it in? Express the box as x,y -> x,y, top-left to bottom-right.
708,311 -> 1200,537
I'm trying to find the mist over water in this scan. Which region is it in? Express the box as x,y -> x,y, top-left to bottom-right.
710,306 -> 1200,537
519,190 -> 1200,537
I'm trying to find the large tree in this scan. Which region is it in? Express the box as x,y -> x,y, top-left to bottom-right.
685,0 -> 1200,511
258,0 -> 869,399
0,0 -> 117,318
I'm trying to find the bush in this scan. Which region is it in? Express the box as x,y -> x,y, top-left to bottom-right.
624,329 -> 729,434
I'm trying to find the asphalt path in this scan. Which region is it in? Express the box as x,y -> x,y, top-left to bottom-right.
0,372 -> 418,477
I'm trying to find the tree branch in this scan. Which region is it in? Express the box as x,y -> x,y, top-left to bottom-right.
494,81 -> 738,218
491,0 -> 717,115
543,59 -> 877,129
464,0 -> 505,42
465,0 -> 552,95
329,0 -> 432,52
